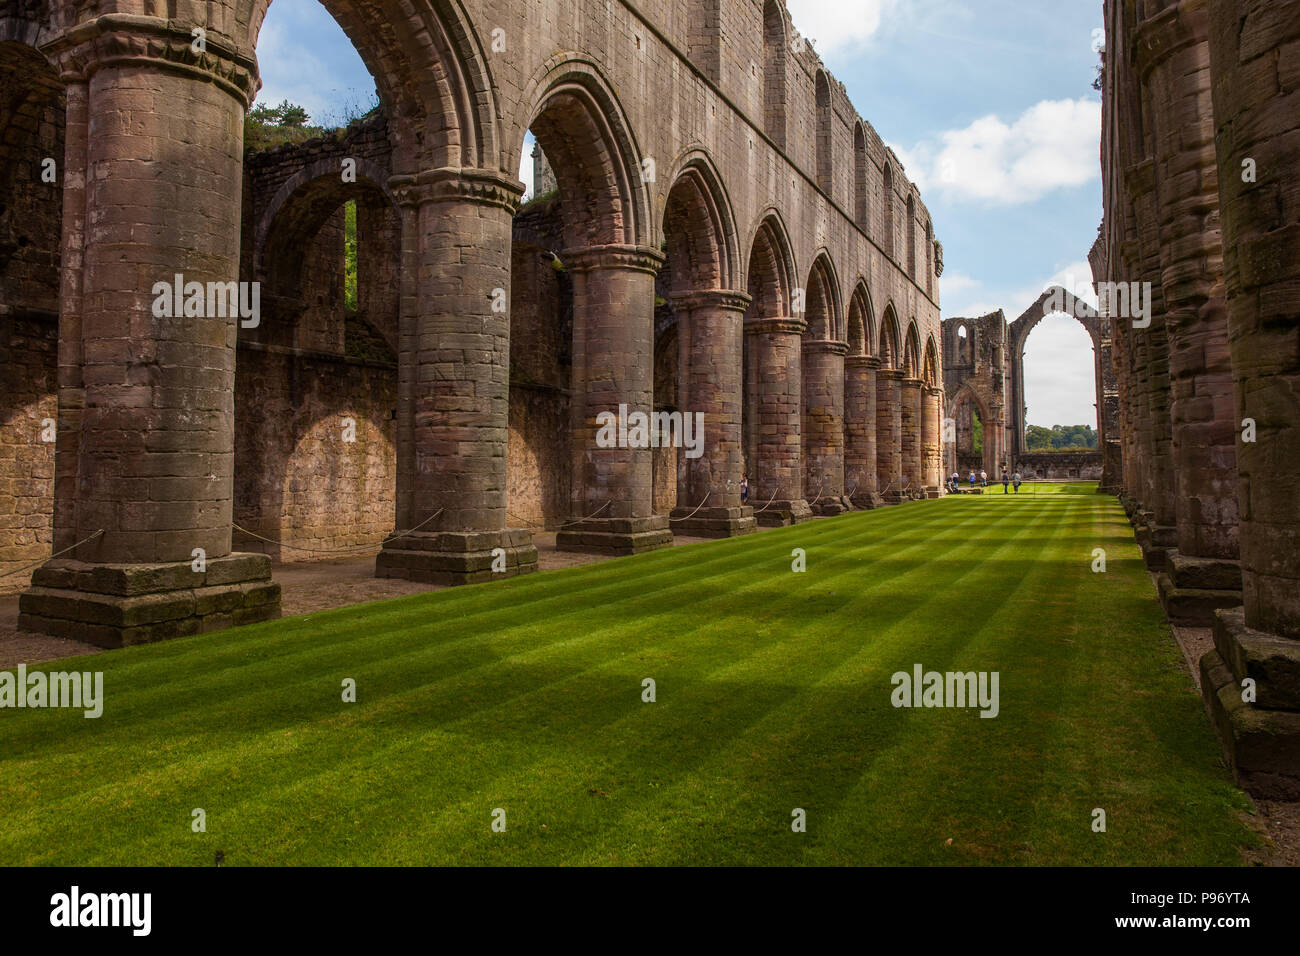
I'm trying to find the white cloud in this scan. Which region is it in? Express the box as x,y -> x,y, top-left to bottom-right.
784,0 -> 896,55
901,98 -> 1101,205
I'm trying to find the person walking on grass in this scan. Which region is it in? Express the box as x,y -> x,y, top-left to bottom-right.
980,469 -> 988,487
1002,469 -> 1010,494
1013,470 -> 1022,494
950,472 -> 960,494
968,471 -> 976,489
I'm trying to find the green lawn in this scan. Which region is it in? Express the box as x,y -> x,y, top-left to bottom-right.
0,484 -> 1259,865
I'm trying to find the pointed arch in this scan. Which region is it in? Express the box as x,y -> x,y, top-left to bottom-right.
803,253 -> 842,342
745,210 -> 797,320
762,0 -> 789,148
518,56 -> 654,249
815,70 -> 834,196
661,149 -> 741,294
903,321 -> 922,377
854,121 -> 869,233
847,281 -> 875,357
244,0 -> 499,173
878,304 -> 901,368
923,335 -> 939,387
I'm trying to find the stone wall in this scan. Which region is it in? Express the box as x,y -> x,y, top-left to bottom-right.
1012,452 -> 1104,481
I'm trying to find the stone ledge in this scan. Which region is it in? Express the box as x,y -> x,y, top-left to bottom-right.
1156,572 -> 1242,627
669,506 -> 757,538
30,553 -> 271,596
754,499 -> 813,527
1167,552 -> 1243,591
1213,606 -> 1300,711
555,528 -> 673,556
1201,649 -> 1300,801
375,541 -> 539,585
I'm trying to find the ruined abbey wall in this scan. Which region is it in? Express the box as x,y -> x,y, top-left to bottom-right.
1099,0 -> 1300,798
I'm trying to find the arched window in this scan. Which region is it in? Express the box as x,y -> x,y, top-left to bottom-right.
906,193 -> 917,278
763,1 -> 787,148
854,122 -> 868,234
816,71 -> 833,196
882,162 -> 895,256
688,0 -> 723,83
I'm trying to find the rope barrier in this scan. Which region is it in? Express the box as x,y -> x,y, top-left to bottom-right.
231,509 -> 443,555
0,528 -> 105,579
506,499 -> 613,531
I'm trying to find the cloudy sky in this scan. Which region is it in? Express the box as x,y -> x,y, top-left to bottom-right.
255,0 -> 1103,428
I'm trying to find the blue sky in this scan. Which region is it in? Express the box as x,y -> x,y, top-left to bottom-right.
255,0 -> 1103,428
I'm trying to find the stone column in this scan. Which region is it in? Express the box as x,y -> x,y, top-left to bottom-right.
802,339 -> 849,515
875,368 -> 903,501
1125,160 -> 1180,570
668,290 -> 756,537
1137,0 -> 1242,625
20,19 -> 280,646
1199,0 -> 1300,799
744,317 -> 812,525
844,355 -> 880,508
375,169 -> 537,584
922,386 -> 943,496
556,245 -> 674,554
899,377 -> 923,497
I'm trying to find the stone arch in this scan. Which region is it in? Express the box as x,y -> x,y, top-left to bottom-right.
879,304 -> 901,368
517,55 -> 654,249
1007,285 -> 1102,462
254,165 -> 396,354
903,321 -> 921,377
815,70 -> 833,195
744,210 -> 797,320
242,0 -> 497,172
846,281 -> 875,357
803,252 -> 842,342
661,148 -> 741,294
923,335 -> 939,387
253,158 -> 395,278
762,0 -> 789,148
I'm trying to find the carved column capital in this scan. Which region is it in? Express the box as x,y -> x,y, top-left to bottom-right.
801,339 -> 849,356
562,244 -> 666,275
41,14 -> 259,107
845,354 -> 881,370
669,289 -> 752,314
389,167 -> 526,214
744,316 -> 807,336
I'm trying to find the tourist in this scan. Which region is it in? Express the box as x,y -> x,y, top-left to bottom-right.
1002,470 -> 1010,494
949,472 -> 960,494
980,469 -> 988,487
741,475 -> 749,503
969,471 -> 976,489
1013,470 -> 1022,494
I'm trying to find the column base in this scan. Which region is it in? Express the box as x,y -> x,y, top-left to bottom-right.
754,499 -> 814,527
669,506 -> 757,538
1200,607 -> 1300,800
1134,517 -> 1177,571
850,492 -> 884,510
924,486 -> 942,499
18,553 -> 281,648
1156,552 -> 1243,626
811,497 -> 849,517
375,529 -> 538,585
555,516 -> 673,555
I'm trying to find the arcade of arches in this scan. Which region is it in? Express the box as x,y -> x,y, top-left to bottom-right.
0,0 -> 943,644
3,0 -> 1300,799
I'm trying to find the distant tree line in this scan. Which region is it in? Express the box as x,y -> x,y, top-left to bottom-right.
1026,424 -> 1098,452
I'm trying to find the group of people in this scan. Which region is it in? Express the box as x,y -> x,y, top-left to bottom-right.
947,469 -> 1023,495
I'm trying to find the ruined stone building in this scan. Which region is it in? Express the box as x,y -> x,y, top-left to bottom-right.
1098,0 -> 1300,797
941,287 -> 1121,485
0,2 -> 944,643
